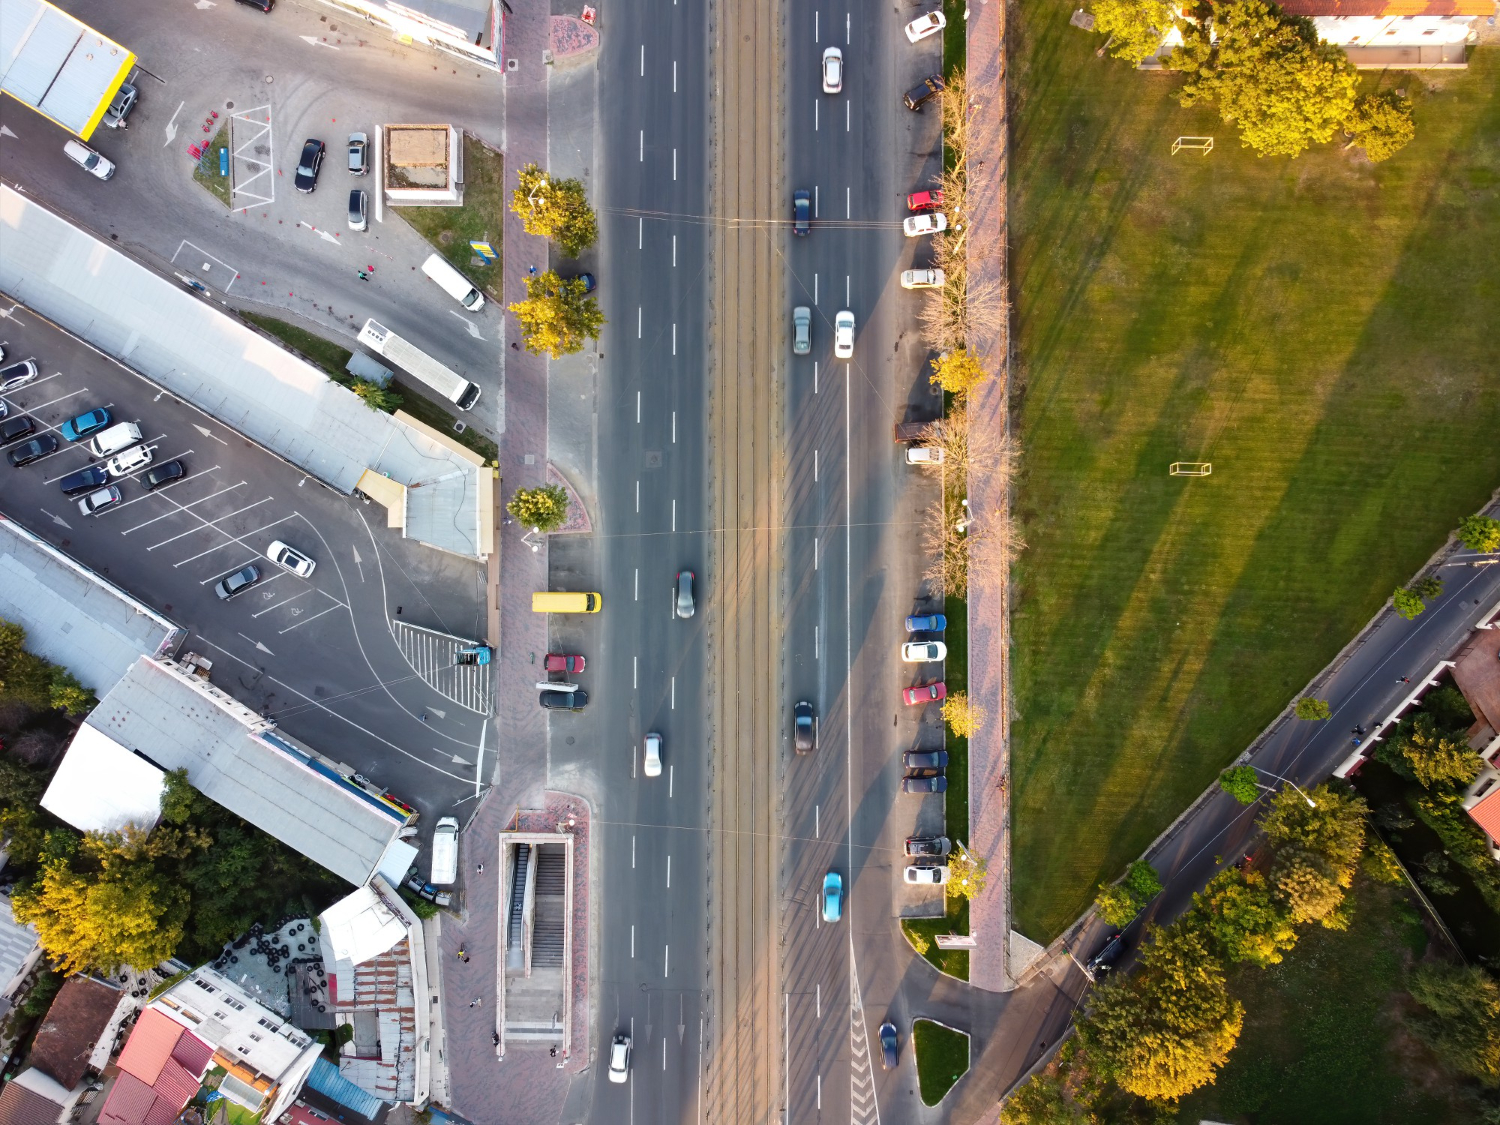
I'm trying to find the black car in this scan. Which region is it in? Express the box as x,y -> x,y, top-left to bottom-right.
903,750 -> 949,770
1086,932 -> 1127,981
539,689 -> 588,711
901,774 -> 948,794
214,564 -> 262,600
903,74 -> 945,111
794,700 -> 816,753
59,465 -> 109,494
141,460 -> 187,490
793,189 -> 811,236
904,835 -> 952,857
235,0 -> 274,11
878,1021 -> 899,1070
7,435 -> 57,466
294,139 -> 325,193
1,415 -> 36,443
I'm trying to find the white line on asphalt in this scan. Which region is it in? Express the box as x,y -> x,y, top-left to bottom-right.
673,148 -> 677,180
663,1038 -> 667,1069
817,983 -> 821,1018
640,44 -> 645,76
278,602 -> 344,634
846,100 -> 850,132
814,361 -> 819,394
639,130 -> 644,161
635,569 -> 639,600
639,216 -> 643,248
815,100 -> 819,132
669,764 -> 674,798
814,185 -> 819,217
667,855 -> 671,888
818,1074 -> 822,1110
174,512 -> 297,567
632,741 -> 637,779
672,323 -> 677,355
847,275 -> 852,306
632,835 -> 636,868
673,60 -> 677,93
814,449 -> 819,481
815,804 -> 820,837
163,101 -> 184,147
237,632 -> 273,656
147,497 -> 270,550
846,187 -> 851,219
671,676 -> 676,709
815,11 -> 819,40
637,389 -> 641,422
814,536 -> 819,570
815,626 -> 820,660
633,655 -> 638,688
638,307 -> 642,338
672,235 -> 677,266
636,480 -> 640,512
664,945 -> 669,977
846,12 -> 851,42
672,498 -> 676,531
125,478 -> 241,532
631,924 -> 636,956
251,587 -> 314,617
814,273 -> 818,304
783,995 -> 790,1112
672,411 -> 677,443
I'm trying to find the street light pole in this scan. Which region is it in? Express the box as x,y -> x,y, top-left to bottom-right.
1255,767 -> 1317,808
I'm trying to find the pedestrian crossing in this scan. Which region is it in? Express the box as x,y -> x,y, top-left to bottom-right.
391,620 -> 493,715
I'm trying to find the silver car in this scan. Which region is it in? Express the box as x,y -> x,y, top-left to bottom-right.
793,306 -> 811,355
676,570 -> 695,618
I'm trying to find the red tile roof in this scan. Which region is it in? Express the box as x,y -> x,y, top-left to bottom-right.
152,1058 -> 205,1111
29,975 -> 121,1089
100,1007 -> 211,1125
1277,0 -> 1492,13
97,1072 -> 163,1125
115,1009 -> 182,1085
0,1081 -> 64,1125
1469,786 -> 1500,844
170,1030 -> 214,1076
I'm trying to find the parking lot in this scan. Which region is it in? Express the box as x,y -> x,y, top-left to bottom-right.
0,306 -> 491,829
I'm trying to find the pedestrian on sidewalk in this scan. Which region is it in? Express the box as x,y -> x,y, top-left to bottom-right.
469,999 -> 477,1008
472,997 -> 483,1007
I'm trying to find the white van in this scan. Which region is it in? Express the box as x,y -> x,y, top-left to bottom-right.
63,140 -> 115,181
420,254 -> 485,312
88,422 -> 142,458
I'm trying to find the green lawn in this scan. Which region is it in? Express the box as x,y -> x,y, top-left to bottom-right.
901,894 -> 970,981
912,1018 -> 971,1106
1008,9 -> 1500,938
193,123 -> 232,207
396,135 -> 504,300
944,593 -> 970,849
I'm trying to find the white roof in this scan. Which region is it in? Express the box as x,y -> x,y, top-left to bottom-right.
319,879 -> 413,968
0,895 -> 40,990
39,724 -> 165,833
0,0 -> 136,140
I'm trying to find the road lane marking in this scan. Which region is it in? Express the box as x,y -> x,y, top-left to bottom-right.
635,480 -> 640,512
237,632 -> 273,655
815,625 -> 820,660
671,676 -> 675,709
846,11 -> 851,41
817,983 -> 821,1018
667,855 -> 671,888
669,764 -> 674,798
816,804 -> 820,837
663,1038 -> 667,1070
664,945 -> 669,977
846,100 -> 850,132
815,536 -> 819,570
673,60 -> 677,92
673,148 -> 677,180
631,924 -> 635,956
640,44 -> 645,76
638,306 -> 642,338
814,273 -> 818,304
672,323 -> 676,355
814,448 -> 818,481
672,235 -> 677,266
636,389 -> 641,422
672,411 -> 677,443
846,186 -> 851,218
672,498 -> 676,531
639,130 -> 644,161
814,100 -> 818,132
633,655 -> 638,687
163,100 -> 184,146
278,602 -> 344,633
815,185 -> 819,217
251,587 -> 314,616
815,361 -> 819,394
632,835 -> 636,868
39,508 -> 70,529
635,568 -> 639,600
847,274 -> 851,306
639,217 -> 643,248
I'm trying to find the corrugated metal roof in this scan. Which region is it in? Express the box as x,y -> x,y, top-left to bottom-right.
0,897 -> 39,998
116,1009 -> 183,1085
96,1072 -> 160,1125
0,0 -> 134,140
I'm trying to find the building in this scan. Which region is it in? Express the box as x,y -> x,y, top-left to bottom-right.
0,1069 -> 69,1124
316,0 -> 502,69
1452,626 -> 1500,860
29,975 -> 126,1095
0,0 -> 137,139
98,966 -> 321,1124
0,894 -> 42,1014
382,124 -> 464,207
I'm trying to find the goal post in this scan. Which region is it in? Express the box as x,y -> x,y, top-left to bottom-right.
1171,136 -> 1214,155
1170,462 -> 1212,477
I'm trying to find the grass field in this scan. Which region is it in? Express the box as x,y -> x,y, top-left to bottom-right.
192,124 -> 232,207
912,1018 -> 971,1106
396,135 -> 504,300
901,894 -> 970,980
1007,8 -> 1500,938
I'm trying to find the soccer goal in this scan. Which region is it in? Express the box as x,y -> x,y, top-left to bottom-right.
1171,136 -> 1214,156
1170,462 -> 1212,477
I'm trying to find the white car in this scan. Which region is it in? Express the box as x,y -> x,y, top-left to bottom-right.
63,139 -> 115,181
266,541 -> 317,577
608,1033 -> 632,1083
834,310 -> 855,358
822,46 -> 843,94
902,641 -> 948,663
77,485 -> 122,516
904,11 -> 947,42
644,732 -> 663,778
104,444 -> 153,477
906,446 -> 945,465
900,268 -> 945,289
904,864 -> 950,885
903,212 -> 949,238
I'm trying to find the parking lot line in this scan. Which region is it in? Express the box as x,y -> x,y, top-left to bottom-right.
206,562 -> 284,589
13,386 -> 88,421
147,497 -> 273,551
277,603 -> 345,634
121,480 -> 246,534
251,587 -> 315,617
172,511 -> 298,566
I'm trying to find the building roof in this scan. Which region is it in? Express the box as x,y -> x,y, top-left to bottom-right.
319,879 -> 415,969
39,723 -> 165,833
0,0 -> 136,141
1469,785 -> 1500,844
99,1009 -> 211,1125
29,975 -> 122,1089
389,0 -> 495,39
0,1077 -> 63,1125
0,895 -> 40,994
0,516 -> 180,695
1452,628 -> 1500,748
1276,0 -> 1491,13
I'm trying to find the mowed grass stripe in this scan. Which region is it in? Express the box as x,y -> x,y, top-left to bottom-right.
1008,9 -> 1500,940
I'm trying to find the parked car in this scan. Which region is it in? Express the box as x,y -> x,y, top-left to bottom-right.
676,570 -> 696,618
348,189 -> 367,231
608,1033 -> 632,1083
7,435 -> 57,467
0,360 -> 40,393
903,212 -> 948,238
834,310 -> 855,358
905,836 -> 952,857
821,46 -> 843,93
577,272 -> 598,292
235,0 -> 275,9
901,641 -> 948,664
77,485 -> 123,516
58,465 -> 109,494
103,83 -> 138,128
904,750 -> 949,770
794,701 -> 816,753
1,416 -> 36,443
105,444 -> 154,477
902,682 -> 946,706
266,540 -> 316,577
63,139 -> 114,180
905,446 -> 945,465
904,864 -> 950,885
904,11 -> 947,42
901,774 -> 948,794
540,689 -> 588,711
821,871 -> 843,923
900,268 -> 944,289
1086,932 -> 1127,981
879,1021 -> 899,1070
214,564 -> 262,600
59,408 -> 111,441
294,139 -> 325,193
545,653 -> 586,674
644,732 -> 663,778
793,189 -> 811,236
903,74 -> 944,111
907,190 -> 945,213
347,132 -> 369,174
904,613 -> 947,632
793,306 -> 811,355
141,460 -> 187,490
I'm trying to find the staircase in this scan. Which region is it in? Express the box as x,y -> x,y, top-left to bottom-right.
505,843 -> 530,970
531,845 -> 567,968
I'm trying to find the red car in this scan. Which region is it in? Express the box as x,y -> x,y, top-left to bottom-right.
903,682 -> 947,706
545,653 -> 586,674
907,190 -> 944,213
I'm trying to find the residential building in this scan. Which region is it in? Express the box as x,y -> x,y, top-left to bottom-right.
29,975 -> 126,1094
0,1069 -> 69,1124
0,894 -> 42,1013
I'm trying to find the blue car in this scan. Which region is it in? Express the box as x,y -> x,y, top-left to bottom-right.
821,871 -> 842,923
59,408 -> 111,442
905,613 -> 947,633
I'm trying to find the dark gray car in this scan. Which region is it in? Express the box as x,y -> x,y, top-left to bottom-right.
903,750 -> 949,770
794,701 -> 816,753
104,83 -> 138,128
214,564 -> 262,600
539,689 -> 588,711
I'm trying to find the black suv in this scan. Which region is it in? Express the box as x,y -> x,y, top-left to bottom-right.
294,139 -> 325,193
8,435 -> 57,466
1,416 -> 36,443
540,689 -> 588,711
793,190 -> 811,236
903,74 -> 944,112
142,460 -> 187,490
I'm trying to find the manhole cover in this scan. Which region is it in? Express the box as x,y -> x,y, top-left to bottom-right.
438,230 -> 455,244
264,75 -> 274,84
566,736 -> 576,745
645,450 -> 662,467
226,100 -> 235,109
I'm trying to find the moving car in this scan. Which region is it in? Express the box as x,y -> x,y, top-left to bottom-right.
103,83 -> 138,128
903,750 -> 949,770
900,268 -> 945,290
59,408 -> 111,441
348,189 -> 367,231
545,653 -> 586,674
821,46 -> 843,94
77,485 -> 123,516
214,564 -> 262,601
901,641 -> 948,663
903,74 -> 944,111
347,132 -> 369,174
1086,932 -> 1127,981
821,871 -> 843,923
905,446 -> 944,465
141,460 -> 187,490
904,864 -> 950,885
7,436 -> 57,467
0,360 -> 40,393
539,689 -> 588,711
905,835 -> 952,857
793,189 -> 811,236
902,774 -> 948,794
793,306 -> 811,356
834,310 -> 855,359
903,212 -> 948,238
644,732 -> 663,778
879,1021 -> 899,1070
907,190 -> 944,212
608,1033 -> 632,1083
294,139 -> 325,193
1,416 -> 36,443
904,11 -> 947,42
63,140 -> 115,180
905,612 -> 947,632
105,444 -> 153,477
902,681 -> 947,706
676,570 -> 695,618
266,541 -> 316,577
793,701 -> 816,754
58,465 -> 109,494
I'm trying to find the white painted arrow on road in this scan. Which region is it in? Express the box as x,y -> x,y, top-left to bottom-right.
450,755 -> 472,765
195,0 -> 216,8
239,633 -> 274,655
164,101 -> 183,146
299,35 -> 341,49
297,220 -> 342,246
40,509 -> 71,529
450,310 -> 486,340
0,124 -> 18,140
193,423 -> 229,445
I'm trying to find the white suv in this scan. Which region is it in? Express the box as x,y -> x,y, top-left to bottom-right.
105,444 -> 153,477
834,311 -> 855,358
608,1033 -> 631,1083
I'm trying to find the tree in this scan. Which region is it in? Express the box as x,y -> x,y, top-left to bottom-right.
510,163 -> 598,258
1192,868 -> 1298,966
1219,765 -> 1261,805
1089,0 -> 1180,65
1412,575 -> 1444,600
1457,513 -> 1500,553
1168,0 -> 1359,158
1343,91 -> 1415,162
351,378 -> 403,413
1407,962 -> 1500,1087
947,845 -> 988,901
1294,697 -> 1331,721
1392,585 -> 1426,620
509,270 -> 605,358
942,691 -> 984,738
0,619 -> 53,710
1095,861 -> 1162,926
1272,851 -> 1347,927
929,347 -> 988,396
1076,920 -> 1244,1101
1260,782 -> 1367,883
13,859 -> 187,974
48,668 -> 95,717
1001,1069 -> 1087,1125
506,484 -> 570,533
1380,712 -> 1482,790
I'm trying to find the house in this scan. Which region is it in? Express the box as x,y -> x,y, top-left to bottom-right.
29,975 -> 127,1094
1445,629 -> 1500,861
312,0 -> 502,68
0,1069 -> 69,1125
0,894 -> 42,1014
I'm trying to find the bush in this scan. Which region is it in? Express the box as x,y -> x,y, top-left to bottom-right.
1456,513 -> 1500,553
507,484 -> 570,533
1294,697 -> 1330,721
1219,765 -> 1261,804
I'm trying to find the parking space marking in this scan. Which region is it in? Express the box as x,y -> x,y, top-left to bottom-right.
278,602 -> 345,634
12,386 -> 87,420
171,241 -> 241,294
172,511 -> 297,566
121,480 -> 246,534
251,587 -> 315,617
146,497 -> 272,551
230,105 -> 275,207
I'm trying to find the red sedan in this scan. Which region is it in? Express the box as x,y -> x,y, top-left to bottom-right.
903,682 -> 947,706
545,653 -> 586,674
907,189 -> 945,213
